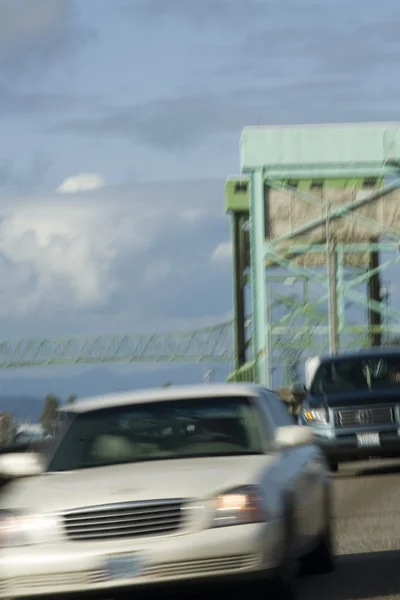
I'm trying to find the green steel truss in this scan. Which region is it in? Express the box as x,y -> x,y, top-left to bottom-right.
5,125 -> 400,377
0,322 -> 233,369
226,123 -> 400,387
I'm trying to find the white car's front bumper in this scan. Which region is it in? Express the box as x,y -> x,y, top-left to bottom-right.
0,521 -> 282,598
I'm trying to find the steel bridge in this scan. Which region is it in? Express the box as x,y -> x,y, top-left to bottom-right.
0,322 -> 233,369
3,122 -> 400,386
226,122 -> 400,387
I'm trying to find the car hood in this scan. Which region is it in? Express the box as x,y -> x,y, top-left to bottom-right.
0,455 -> 275,513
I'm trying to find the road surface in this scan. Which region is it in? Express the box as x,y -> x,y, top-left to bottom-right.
300,458 -> 400,600
159,458 -> 400,600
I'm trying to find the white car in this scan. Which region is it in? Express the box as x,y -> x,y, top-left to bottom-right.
0,383 -> 334,599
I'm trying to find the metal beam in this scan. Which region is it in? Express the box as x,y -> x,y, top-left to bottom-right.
368,248 -> 382,346
242,164 -> 400,180
229,125 -> 400,385
280,243 -> 400,255
0,323 -> 234,368
267,177 -> 400,246
249,168 -> 270,386
232,213 -> 247,369
336,246 -> 345,338
264,244 -> 400,322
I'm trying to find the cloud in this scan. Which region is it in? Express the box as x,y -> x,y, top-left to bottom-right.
49,78 -> 400,152
56,173 -> 106,194
0,0 -> 93,77
315,22 -> 400,74
239,2 -> 400,78
0,180 -> 232,331
44,0 -> 400,152
0,87 -> 83,120
121,0 -> 267,26
0,198 -> 128,314
212,241 -> 232,263
0,153 -> 51,193
142,260 -> 173,287
48,88 -> 270,149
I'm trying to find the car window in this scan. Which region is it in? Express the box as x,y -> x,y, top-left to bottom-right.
260,390 -> 294,427
273,394 -> 295,425
310,355 -> 400,394
257,391 -> 279,432
46,396 -> 267,472
14,431 -> 43,444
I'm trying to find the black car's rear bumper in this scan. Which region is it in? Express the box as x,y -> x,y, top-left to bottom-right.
313,430 -> 400,463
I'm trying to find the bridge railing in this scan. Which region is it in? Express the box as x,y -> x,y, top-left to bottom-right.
226,360 -> 256,383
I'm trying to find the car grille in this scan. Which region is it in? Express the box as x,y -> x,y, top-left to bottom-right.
63,499 -> 184,541
336,405 -> 395,428
147,554 -> 261,579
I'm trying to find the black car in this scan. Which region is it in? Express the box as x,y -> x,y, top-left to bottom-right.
298,348 -> 400,472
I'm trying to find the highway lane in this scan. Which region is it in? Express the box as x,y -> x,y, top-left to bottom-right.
101,457 -> 400,600
158,458 -> 400,600
300,458 -> 400,600
5,451 -> 400,599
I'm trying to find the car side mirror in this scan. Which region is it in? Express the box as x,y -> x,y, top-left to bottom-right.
274,425 -> 314,450
291,383 -> 307,397
0,452 -> 44,479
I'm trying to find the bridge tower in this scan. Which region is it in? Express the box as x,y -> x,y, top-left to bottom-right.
226,123 -> 400,387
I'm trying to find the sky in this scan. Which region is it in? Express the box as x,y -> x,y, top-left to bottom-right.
1,0 -> 400,402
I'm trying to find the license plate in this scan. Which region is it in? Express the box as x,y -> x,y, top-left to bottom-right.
356,433 -> 380,447
107,554 -> 141,580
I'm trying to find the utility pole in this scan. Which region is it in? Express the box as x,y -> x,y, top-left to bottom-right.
325,200 -> 338,354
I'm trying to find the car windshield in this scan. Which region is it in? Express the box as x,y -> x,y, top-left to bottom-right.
46,396 -> 264,472
14,431 -> 43,444
310,355 -> 400,395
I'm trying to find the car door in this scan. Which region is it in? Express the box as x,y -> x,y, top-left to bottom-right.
272,393 -> 327,544
258,390 -> 318,553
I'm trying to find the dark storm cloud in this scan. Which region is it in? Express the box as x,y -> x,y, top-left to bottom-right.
48,75 -> 400,151
0,2 -> 96,124
46,0 -> 400,150
0,0 -> 93,76
48,89 -> 265,149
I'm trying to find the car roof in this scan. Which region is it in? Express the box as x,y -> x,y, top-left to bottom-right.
316,346 -> 400,363
59,383 -> 265,414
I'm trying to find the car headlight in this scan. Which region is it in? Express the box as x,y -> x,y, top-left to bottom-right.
0,511 -> 60,548
302,407 -> 328,425
210,485 -> 267,528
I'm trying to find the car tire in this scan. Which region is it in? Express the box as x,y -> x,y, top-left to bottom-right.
301,486 -> 334,575
329,461 -> 339,473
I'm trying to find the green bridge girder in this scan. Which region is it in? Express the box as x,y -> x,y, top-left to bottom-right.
0,323 -> 233,369
226,122 -> 400,386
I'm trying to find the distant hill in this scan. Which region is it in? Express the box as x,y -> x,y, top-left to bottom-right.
0,396 -> 43,421
0,363 -> 232,421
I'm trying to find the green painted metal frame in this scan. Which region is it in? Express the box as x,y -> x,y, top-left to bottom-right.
225,176 -> 387,213
226,146 -> 400,384
249,168 -> 270,386
0,322 -> 233,369
266,177 -> 400,246
231,212 -> 247,370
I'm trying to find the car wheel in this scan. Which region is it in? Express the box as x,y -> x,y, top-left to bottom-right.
301,486 -> 334,575
329,461 -> 339,473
